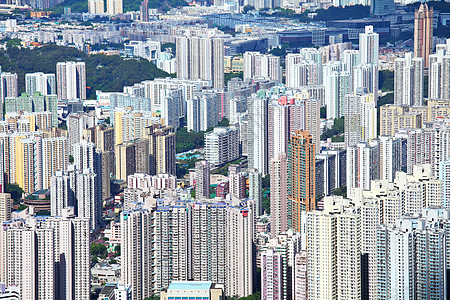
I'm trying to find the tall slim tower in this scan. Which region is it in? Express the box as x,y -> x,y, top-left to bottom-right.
359,26 -> 379,65
270,153 -> 288,237
414,3 -> 433,68
56,62 -> 86,100
140,0 -> 149,21
195,160 -> 210,200
288,130 -> 315,232
107,0 -> 122,15
248,93 -> 269,175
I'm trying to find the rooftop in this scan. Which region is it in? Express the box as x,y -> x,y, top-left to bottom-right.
168,281 -> 213,291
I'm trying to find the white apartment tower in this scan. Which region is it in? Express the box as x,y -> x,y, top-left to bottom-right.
247,93 -> 269,175
248,168 -> 263,215
89,0 -> 105,14
25,72 -> 56,96
307,197 -> 361,300
359,26 -> 379,65
107,0 -> 122,15
176,36 -> 224,89
56,62 -> 86,100
0,208 -> 90,300
195,160 -> 210,200
394,53 -> 424,106
244,52 -> 281,83
269,153 -> 288,237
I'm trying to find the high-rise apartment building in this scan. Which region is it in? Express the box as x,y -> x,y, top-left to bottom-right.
144,124 -> 176,176
344,93 -> 377,147
176,36 -> 224,89
414,3 -> 433,68
248,168 -> 262,215
0,208 -> 90,300
205,126 -> 240,166
394,53 -> 424,106
346,141 -> 380,194
195,160 -> 210,201
307,197 -> 361,300
323,67 -> 352,119
261,250 -> 283,300
359,26 -> 379,65
115,139 -> 149,180
140,0 -> 148,21
243,52 -> 282,83
287,130 -> 315,232
0,193 -> 11,222
88,0 -> 104,14
0,72 -> 18,103
107,0 -> 122,15
56,62 -> 86,100
121,201 -> 155,300
5,93 -> 58,127
377,215 -> 446,300
270,153 -> 288,237
429,39 -> 450,100
25,72 -> 56,96
186,92 -> 220,132
248,92 -> 269,175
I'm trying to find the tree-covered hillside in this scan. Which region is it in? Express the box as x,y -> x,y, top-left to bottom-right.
0,45 -> 171,96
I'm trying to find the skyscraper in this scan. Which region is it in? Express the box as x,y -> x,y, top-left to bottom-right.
107,0 -> 122,15
145,124 -> 176,176
248,92 -> 269,175
261,250 -> 283,299
140,0 -> 148,21
56,62 -> 86,100
429,40 -> 450,100
176,36 -> 224,89
25,72 -> 56,96
0,73 -> 18,103
288,130 -> 315,232
248,168 -> 263,215
0,193 -> 11,222
270,153 -> 288,237
88,0 -> 105,14
359,26 -> 379,65
243,52 -> 282,83
414,3 -> 433,68
195,160 -> 210,201
344,93 -> 377,147
307,197 -> 361,300
0,208 -> 90,300
394,53 -> 424,106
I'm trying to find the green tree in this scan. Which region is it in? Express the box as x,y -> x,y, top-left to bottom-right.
5,183 -> 24,201
91,243 -> 107,258
225,71 -> 243,86
243,5 -> 255,13
379,70 -> 394,91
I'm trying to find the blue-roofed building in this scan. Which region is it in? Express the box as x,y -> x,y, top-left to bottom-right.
160,281 -> 224,300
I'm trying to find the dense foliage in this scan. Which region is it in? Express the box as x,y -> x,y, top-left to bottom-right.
90,243 -> 107,258
5,183 -> 24,202
175,127 -> 205,153
379,70 -> 394,92
377,92 -> 394,108
313,5 -> 370,21
0,45 -> 170,95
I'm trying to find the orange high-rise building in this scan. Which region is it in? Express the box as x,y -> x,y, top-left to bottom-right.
414,3 -> 433,68
287,130 -> 315,232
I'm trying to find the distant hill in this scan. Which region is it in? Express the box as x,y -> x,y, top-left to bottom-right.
0,44 -> 172,97
48,0 -> 188,14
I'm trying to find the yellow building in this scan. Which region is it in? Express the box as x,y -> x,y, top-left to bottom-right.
380,101 -> 450,136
